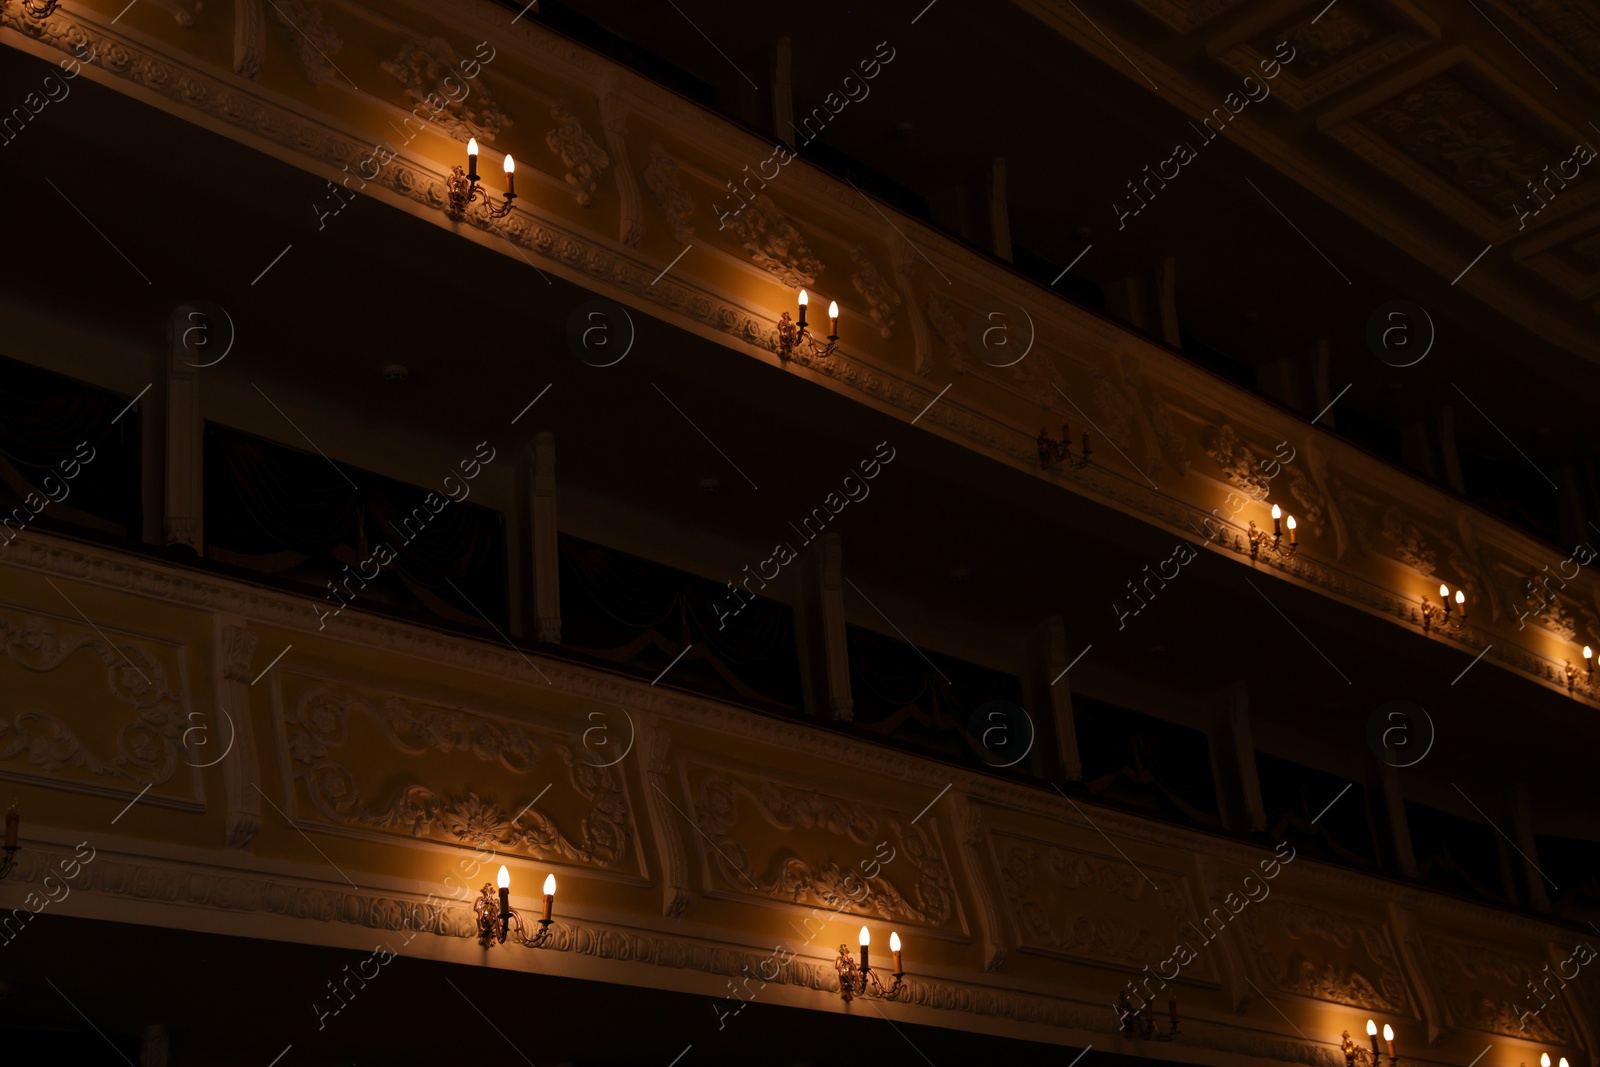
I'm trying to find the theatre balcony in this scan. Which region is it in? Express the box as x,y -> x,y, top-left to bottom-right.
0,0 -> 1597,1064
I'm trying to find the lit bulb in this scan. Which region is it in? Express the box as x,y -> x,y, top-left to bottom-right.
828,300 -> 839,319
496,864 -> 510,889
1455,589 -> 1465,605
798,289 -> 808,306
1271,504 -> 1281,519
1541,1055 -> 1550,1067
467,137 -> 479,157
1287,516 -> 1297,529
543,873 -> 556,895
1585,646 -> 1593,660
504,154 -> 515,174
858,925 -> 871,947
1560,1058 -> 1569,1067
1439,583 -> 1450,598
1383,1025 -> 1394,1041
889,931 -> 901,951
1366,1020 -> 1377,1037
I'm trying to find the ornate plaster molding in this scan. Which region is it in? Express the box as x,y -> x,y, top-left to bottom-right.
215,618 -> 261,849
0,604 -> 200,811
278,680 -> 637,872
545,96 -> 608,205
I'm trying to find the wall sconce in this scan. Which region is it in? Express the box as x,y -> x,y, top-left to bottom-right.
447,139 -> 517,221
1248,504 -> 1298,562
1421,584 -> 1466,634
1037,423 -> 1092,471
1342,1019 -> 1398,1067
775,290 -> 839,361
1115,991 -> 1179,1040
474,865 -> 555,949
836,926 -> 905,1002
1,799 -> 18,880
1564,646 -> 1593,694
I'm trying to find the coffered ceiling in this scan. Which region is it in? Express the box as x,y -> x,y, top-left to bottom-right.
1018,0 -> 1600,356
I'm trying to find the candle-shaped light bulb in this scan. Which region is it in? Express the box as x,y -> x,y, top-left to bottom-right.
497,864 -> 510,889
828,300 -> 839,337
1367,1020 -> 1379,1057
4,797 -> 16,849
1382,1024 -> 1394,1058
858,924 -> 870,971
1287,515 -> 1297,544
467,137 -> 480,181
797,288 -> 808,327
542,873 -> 556,922
503,153 -> 516,197
1454,588 -> 1465,617
889,930 -> 903,973
1586,645 -> 1594,660
496,863 -> 510,916
1271,503 -> 1282,536
1439,583 -> 1450,599
1541,1055 -> 1551,1067
1560,1058 -> 1570,1067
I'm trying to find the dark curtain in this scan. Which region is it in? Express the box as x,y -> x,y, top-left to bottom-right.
846,623 -> 1028,768
1257,753 -> 1379,867
1536,833 -> 1600,920
0,355 -> 142,539
1073,696 -> 1221,828
207,430 -> 358,552
1406,801 -> 1508,904
204,425 -> 507,627
558,534 -> 803,708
